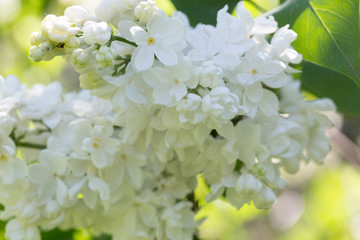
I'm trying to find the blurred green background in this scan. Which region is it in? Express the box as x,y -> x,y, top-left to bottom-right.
1,0 -> 360,239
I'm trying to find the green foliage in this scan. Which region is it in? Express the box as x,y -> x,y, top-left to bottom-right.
41,229 -> 74,240
301,62 -> 360,115
271,0 -> 360,115
170,0 -> 239,25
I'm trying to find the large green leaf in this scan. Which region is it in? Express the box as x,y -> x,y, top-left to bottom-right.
170,0 -> 239,25
271,0 -> 360,87
301,62 -> 360,115
268,0 -> 309,26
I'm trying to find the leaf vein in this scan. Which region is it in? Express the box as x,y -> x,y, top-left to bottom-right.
305,9 -> 319,61
316,8 -> 357,33
309,1 -> 360,81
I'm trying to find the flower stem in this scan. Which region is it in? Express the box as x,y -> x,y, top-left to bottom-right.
16,142 -> 47,150
109,36 -> 137,47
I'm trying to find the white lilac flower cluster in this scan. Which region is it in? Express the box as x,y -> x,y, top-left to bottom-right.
0,0 -> 335,239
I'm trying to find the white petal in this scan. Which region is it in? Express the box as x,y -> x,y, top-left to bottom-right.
214,52 -> 239,69
118,20 -> 138,41
226,189 -> 247,210
1,162 -> 15,184
29,164 -> 52,184
139,205 -> 156,227
252,15 -> 278,35
51,154 -> 68,175
208,28 -> 226,56
258,61 -> 285,75
164,130 -> 177,147
282,139 -> 301,158
236,2 -> 255,31
55,178 -> 68,206
221,175 -> 237,188
186,31 -> 206,54
88,177 -> 110,200
124,209 -> 136,234
259,90 -> 279,116
26,224 -> 41,240
95,0 -> 115,22
147,11 -> 167,34
71,119 -> 92,137
153,45 -> 177,66
43,113 -> 61,129
91,150 -> 109,169
156,18 -> 185,45
83,185 -> 98,209
130,26 -> 148,45
245,82 -> 263,103
68,178 -> 87,198
262,75 -> 288,88
153,85 -> 173,105
170,84 -> 187,102
37,181 -> 55,204
103,139 -> 119,155
133,46 -> 154,71
127,166 -> 143,189
13,157 -> 28,178
125,83 -> 147,104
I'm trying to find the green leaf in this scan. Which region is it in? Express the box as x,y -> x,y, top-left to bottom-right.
41,228 -> 74,240
271,0 -> 360,87
301,62 -> 360,115
170,0 -> 239,25
269,0 -> 309,27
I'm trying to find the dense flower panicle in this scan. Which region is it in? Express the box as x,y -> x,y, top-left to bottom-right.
0,1 -> 335,239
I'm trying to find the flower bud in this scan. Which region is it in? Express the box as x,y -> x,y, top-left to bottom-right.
72,49 -> 89,66
82,21 -> 112,45
198,62 -> 224,88
65,5 -> 89,26
48,16 -> 72,42
30,32 -> 44,46
177,93 -> 205,124
134,0 -> 157,24
96,45 -> 116,69
41,14 -> 57,35
29,46 -> 43,62
202,86 -> 240,122
66,36 -> 80,48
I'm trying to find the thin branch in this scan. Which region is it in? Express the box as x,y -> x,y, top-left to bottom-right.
111,36 -> 137,47
17,142 -> 47,150
327,127 -> 360,171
